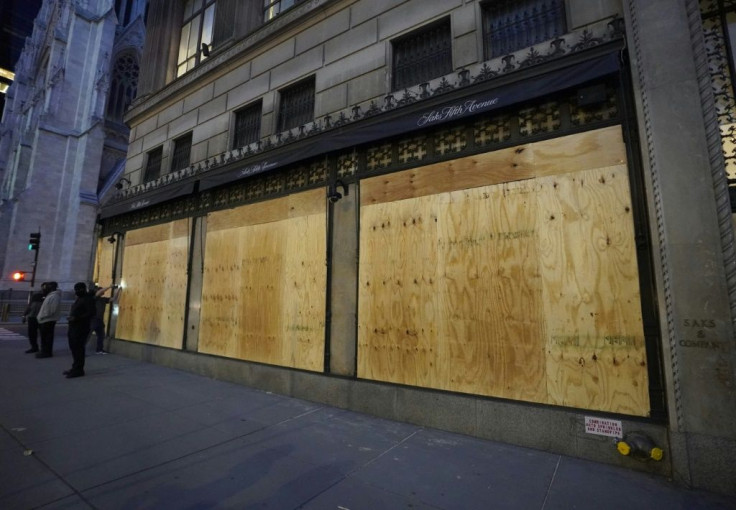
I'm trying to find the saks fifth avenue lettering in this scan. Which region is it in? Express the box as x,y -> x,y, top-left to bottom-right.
417,98 -> 500,127
239,160 -> 278,178
129,199 -> 151,210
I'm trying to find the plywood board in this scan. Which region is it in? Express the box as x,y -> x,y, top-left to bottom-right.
207,188 -> 325,231
116,220 -> 189,349
358,126 -> 650,416
93,237 -> 115,289
538,165 -> 648,415
361,125 -> 626,206
199,190 -> 326,371
359,180 -> 547,403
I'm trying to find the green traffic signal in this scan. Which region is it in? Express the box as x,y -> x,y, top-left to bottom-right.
28,232 -> 41,251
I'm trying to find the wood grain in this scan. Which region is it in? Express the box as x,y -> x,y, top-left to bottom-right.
199,189 -> 326,371
358,126 -> 649,416
116,220 -> 189,349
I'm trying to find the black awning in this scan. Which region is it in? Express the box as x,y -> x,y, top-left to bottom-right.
99,181 -> 195,219
199,51 -> 620,191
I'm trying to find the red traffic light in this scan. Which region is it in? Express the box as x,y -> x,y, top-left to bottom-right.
11,271 -> 26,282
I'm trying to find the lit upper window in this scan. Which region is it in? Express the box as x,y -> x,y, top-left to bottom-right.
264,0 -> 303,22
177,0 -> 216,77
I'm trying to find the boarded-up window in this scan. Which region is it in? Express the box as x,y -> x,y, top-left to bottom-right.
117,220 -> 189,349
199,188 -> 326,371
357,126 -> 650,417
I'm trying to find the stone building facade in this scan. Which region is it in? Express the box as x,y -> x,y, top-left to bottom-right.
99,0 -> 736,494
0,0 -> 147,291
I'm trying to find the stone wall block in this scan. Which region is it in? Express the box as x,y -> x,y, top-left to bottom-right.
321,44 -> 386,91
251,39 -> 295,78
270,46 -> 323,91
214,62 -> 252,98
325,18 -> 378,64
378,0 -> 461,41
183,83 -> 215,113
295,8 -> 351,55
568,0 -> 623,29
193,113 -> 229,145
226,73 -> 270,111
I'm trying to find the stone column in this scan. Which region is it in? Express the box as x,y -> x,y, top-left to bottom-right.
624,0 -> 736,495
184,216 -> 206,353
329,182 -> 358,376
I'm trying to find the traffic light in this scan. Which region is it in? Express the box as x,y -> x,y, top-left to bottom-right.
28,232 -> 41,251
11,271 -> 26,282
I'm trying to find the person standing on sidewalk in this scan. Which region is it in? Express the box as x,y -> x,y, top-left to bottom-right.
36,282 -> 62,358
22,292 -> 45,353
64,282 -> 96,378
89,284 -> 118,354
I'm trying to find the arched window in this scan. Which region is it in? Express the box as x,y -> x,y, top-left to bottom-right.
106,52 -> 139,124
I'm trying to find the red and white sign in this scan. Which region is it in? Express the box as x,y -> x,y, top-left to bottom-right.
585,416 -> 623,438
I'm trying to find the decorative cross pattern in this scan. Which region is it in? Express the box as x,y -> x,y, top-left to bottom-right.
308,160 -> 329,184
398,137 -> 427,164
569,87 -> 618,126
338,152 -> 358,177
435,127 -> 467,155
518,101 -> 561,137
367,144 -> 393,171
474,115 -> 512,146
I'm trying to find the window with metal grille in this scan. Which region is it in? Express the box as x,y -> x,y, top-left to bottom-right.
392,19 -> 452,91
263,0 -> 305,23
171,133 -> 193,172
277,78 -> 315,132
177,0 -> 216,77
232,101 -> 262,149
482,0 -> 567,60
144,146 -> 163,182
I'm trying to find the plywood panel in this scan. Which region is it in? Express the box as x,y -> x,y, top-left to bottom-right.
361,125 -> 626,206
359,180 -> 547,402
93,237 -> 115,289
539,165 -> 648,415
199,191 -> 326,371
207,188 -> 324,231
125,220 -> 190,245
361,145 -> 535,205
116,220 -> 189,349
358,126 -> 649,416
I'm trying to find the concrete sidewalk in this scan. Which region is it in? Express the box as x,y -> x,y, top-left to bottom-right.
0,327 -> 734,510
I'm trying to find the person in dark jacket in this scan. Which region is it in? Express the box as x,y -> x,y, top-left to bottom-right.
88,284 -> 118,354
23,292 -> 45,353
64,282 -> 96,378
